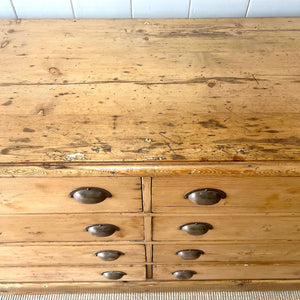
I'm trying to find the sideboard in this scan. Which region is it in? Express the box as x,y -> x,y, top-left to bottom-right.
0,18 -> 299,293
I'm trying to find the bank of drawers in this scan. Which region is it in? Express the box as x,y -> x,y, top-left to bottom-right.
0,177 -> 146,282
152,176 -> 300,281
0,175 -> 299,282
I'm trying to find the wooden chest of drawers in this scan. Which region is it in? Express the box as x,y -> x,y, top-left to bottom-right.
0,18 -> 299,293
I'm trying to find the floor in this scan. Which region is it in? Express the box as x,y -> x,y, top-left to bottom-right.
1,291 -> 300,300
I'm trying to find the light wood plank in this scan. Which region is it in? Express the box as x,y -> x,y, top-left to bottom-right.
153,215 -> 300,241
152,176 -> 300,213
153,242 -> 300,263
1,162 -> 300,177
153,263 -> 300,280
0,214 -> 144,242
0,177 -> 142,213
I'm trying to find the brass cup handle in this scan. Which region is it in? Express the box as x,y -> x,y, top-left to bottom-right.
85,224 -> 120,237
69,187 -> 112,204
184,188 -> 226,205
94,250 -> 124,261
175,249 -> 205,260
101,271 -> 127,280
178,222 -> 213,235
172,270 -> 196,280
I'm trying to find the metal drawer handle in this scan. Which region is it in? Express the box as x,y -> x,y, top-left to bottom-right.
69,187 -> 112,204
101,271 -> 127,280
85,224 -> 120,237
94,250 -> 124,261
176,249 -> 205,260
178,222 -> 213,235
172,270 -> 196,280
184,188 -> 226,205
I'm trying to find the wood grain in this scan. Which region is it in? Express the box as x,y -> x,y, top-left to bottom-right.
0,177 -> 142,213
0,244 -> 145,266
1,162 -> 300,177
0,214 -> 144,242
0,266 -> 146,282
153,215 -> 300,241
153,263 -> 300,280
0,19 -> 299,163
153,242 -> 300,263
1,280 -> 300,293
152,176 -> 300,213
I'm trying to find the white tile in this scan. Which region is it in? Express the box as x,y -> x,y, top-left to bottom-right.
190,0 -> 249,18
13,0 -> 73,18
72,0 -> 131,18
133,0 -> 190,18
247,0 -> 300,17
0,0 -> 16,18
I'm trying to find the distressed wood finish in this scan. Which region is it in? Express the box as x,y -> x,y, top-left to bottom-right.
0,18 -> 299,292
153,215 -> 300,241
152,176 -> 300,213
0,19 -> 299,163
153,263 -> 300,280
1,162 -> 300,177
0,266 -> 146,282
0,177 -> 142,213
0,214 -> 144,242
153,243 -> 300,263
0,244 -> 146,266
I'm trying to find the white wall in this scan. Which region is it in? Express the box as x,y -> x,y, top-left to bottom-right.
0,0 -> 300,18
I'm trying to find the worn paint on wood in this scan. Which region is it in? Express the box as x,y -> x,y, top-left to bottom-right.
0,19 -> 299,163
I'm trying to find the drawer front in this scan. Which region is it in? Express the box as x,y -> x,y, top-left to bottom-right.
0,266 -> 146,282
152,177 -> 300,213
0,215 -> 144,242
153,216 -> 300,241
153,243 -> 300,263
0,244 -> 145,266
153,263 -> 300,280
0,177 -> 142,213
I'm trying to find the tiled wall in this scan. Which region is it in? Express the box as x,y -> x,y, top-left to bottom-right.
0,0 -> 300,18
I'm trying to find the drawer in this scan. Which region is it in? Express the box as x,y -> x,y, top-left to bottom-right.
0,244 -> 145,266
0,177 -> 142,213
0,266 -> 146,282
153,242 -> 300,263
152,215 -> 300,241
153,263 -> 300,280
152,177 -> 300,213
0,214 -> 144,242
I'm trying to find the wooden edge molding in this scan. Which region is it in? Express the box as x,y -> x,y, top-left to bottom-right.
0,280 -> 299,294
0,161 -> 299,177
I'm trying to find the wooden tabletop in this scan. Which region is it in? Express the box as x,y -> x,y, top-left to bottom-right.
0,18 -> 299,163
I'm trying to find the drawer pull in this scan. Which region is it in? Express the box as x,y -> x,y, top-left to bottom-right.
85,224 -> 120,237
178,222 -> 213,235
184,188 -> 226,205
172,270 -> 196,280
69,187 -> 112,204
176,249 -> 205,260
101,271 -> 127,280
94,250 -> 124,261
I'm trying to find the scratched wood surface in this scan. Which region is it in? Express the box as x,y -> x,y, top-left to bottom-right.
0,18 -> 299,163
